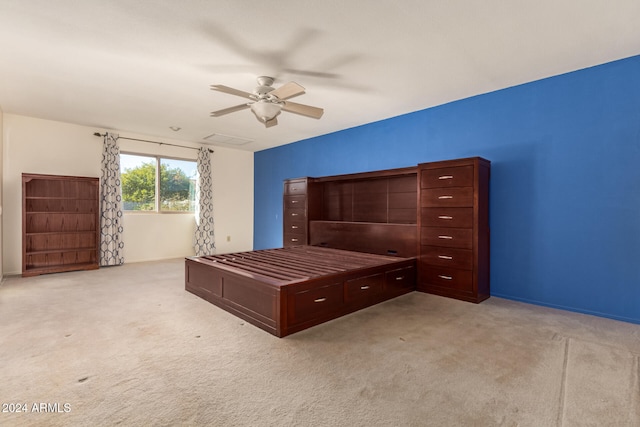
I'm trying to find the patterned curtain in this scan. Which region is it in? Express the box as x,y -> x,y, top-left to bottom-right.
100,133 -> 125,266
194,147 -> 216,256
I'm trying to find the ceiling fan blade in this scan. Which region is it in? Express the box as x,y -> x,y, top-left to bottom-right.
270,81 -> 305,100
264,117 -> 278,128
282,101 -> 324,119
210,85 -> 254,100
210,103 -> 250,117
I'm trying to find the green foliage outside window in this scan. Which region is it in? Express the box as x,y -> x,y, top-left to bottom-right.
121,161 -> 195,211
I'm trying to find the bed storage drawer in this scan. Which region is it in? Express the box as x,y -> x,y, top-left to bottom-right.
185,260 -> 222,298
345,273 -> 384,303
385,265 -> 416,293
291,281 -> 344,324
222,275 -> 278,323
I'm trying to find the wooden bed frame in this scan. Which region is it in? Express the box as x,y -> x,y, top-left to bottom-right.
186,166 -> 419,337
185,246 -> 415,337
186,158 -> 490,336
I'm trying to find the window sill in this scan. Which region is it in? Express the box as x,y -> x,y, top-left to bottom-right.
123,211 -> 195,215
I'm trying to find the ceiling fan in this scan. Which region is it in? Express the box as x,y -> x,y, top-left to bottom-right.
210,76 -> 324,128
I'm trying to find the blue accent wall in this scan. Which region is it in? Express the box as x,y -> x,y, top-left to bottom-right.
254,55 -> 640,324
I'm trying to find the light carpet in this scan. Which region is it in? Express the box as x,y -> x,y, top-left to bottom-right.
1,258 -> 639,426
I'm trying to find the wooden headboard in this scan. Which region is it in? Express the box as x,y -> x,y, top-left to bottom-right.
284,166 -> 419,258
309,221 -> 417,258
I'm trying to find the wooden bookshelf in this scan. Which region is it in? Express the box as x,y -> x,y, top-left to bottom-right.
22,173 -> 100,277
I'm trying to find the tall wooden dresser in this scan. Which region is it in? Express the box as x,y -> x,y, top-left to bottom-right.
417,157 -> 490,303
22,173 -> 100,277
283,178 -> 312,247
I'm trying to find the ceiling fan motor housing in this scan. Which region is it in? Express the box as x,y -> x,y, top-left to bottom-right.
256,76 -> 275,87
254,76 -> 279,103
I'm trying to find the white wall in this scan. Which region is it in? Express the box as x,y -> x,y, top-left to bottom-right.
209,144 -> 254,254
2,114 -> 254,275
0,109 -> 4,281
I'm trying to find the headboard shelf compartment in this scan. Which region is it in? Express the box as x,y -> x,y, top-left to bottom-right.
283,166 -> 418,252
309,220 -> 417,258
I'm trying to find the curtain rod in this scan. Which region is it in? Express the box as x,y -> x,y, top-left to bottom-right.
93,132 -> 213,153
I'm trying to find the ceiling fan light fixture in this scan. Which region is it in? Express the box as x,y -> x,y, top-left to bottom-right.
210,76 -> 322,127
251,100 -> 282,122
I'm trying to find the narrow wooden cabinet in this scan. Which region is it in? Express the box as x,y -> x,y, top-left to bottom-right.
22,173 -> 100,277
417,157 -> 490,303
283,178 -> 311,246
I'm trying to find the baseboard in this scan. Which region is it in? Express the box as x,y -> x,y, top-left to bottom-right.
491,293 -> 640,325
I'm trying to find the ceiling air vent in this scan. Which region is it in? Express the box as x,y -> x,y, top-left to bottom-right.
202,133 -> 253,146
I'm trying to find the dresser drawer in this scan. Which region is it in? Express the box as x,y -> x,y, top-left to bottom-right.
421,187 -> 474,207
421,165 -> 474,189
421,246 -> 472,270
283,221 -> 307,235
284,180 -> 307,195
292,281 -> 344,323
385,265 -> 416,292
284,207 -> 306,220
422,267 -> 473,293
421,227 -> 473,249
421,207 -> 473,228
284,195 -> 306,209
345,273 -> 384,302
283,233 -> 306,246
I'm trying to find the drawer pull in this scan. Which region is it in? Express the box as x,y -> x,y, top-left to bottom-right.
438,275 -> 453,280
438,175 -> 453,180
438,195 -> 453,199
438,255 -> 453,260
438,215 -> 453,220
395,276 -> 405,281
438,235 -> 453,240
314,297 -> 327,303
291,200 -> 299,203
291,238 -> 299,242
291,225 -> 298,229
360,285 -> 370,290
291,187 -> 297,190
291,213 -> 298,216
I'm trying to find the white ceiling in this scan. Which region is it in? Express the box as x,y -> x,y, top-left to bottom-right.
1,1 -> 639,152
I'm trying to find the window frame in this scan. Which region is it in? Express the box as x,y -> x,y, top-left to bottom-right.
120,151 -> 197,214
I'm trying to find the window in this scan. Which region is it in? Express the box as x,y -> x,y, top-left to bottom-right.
120,153 -> 197,212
